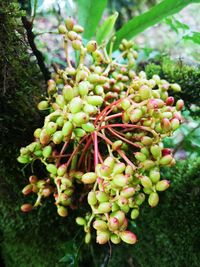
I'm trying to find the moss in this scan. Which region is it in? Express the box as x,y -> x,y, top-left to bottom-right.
142,57 -> 200,116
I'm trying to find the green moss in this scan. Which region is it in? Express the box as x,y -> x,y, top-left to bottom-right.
143,58 -> 200,116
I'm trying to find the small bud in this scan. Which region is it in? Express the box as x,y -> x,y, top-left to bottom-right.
149,168 -> 160,183
62,121 -> 73,137
171,118 -> 180,131
29,175 -> 38,184
110,210 -> 125,226
121,187 -> 135,198
120,231 -> 137,245
135,152 -> 146,162
171,83 -> 181,92
85,232 -> 91,244
65,17 -> 74,30
63,85 -> 74,101
86,96 -> 104,106
72,112 -> 89,126
73,24 -> 84,33
82,122 -> 95,133
112,140 -> 123,151
42,145 -> 52,158
141,136 -> 153,146
45,122 -> 57,135
17,155 -> 30,164
67,31 -> 78,41
72,39 -> 82,50
139,85 -> 151,100
69,97 -> 83,113
150,145 -> 162,159
176,99 -> 184,111
135,193 -> 145,205
39,129 -> 51,145
52,131 -> 63,144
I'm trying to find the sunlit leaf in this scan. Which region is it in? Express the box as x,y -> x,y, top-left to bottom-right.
183,32 -> 200,44
77,0 -> 107,40
96,12 -> 118,45
113,0 -> 200,50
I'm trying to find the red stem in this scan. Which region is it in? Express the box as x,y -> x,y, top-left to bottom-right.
77,136 -> 92,168
107,127 -> 141,148
97,132 -> 136,170
93,131 -> 99,167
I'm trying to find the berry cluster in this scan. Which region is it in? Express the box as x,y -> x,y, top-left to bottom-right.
18,18 -> 184,245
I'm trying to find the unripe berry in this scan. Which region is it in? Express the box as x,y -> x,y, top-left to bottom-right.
34,128 -> 42,138
22,184 -> 32,195
63,85 -> 74,101
140,176 -> 152,188
97,202 -> 111,213
120,231 -> 137,245
171,83 -> 181,92
130,109 -> 143,123
149,168 -> 160,183
83,104 -> 97,115
93,220 -> 108,231
148,192 -> 159,207
108,217 -> 119,231
82,172 -> 97,184
72,40 -> 82,50
52,131 -> 63,144
96,191 -> 109,202
96,230 -> 110,244
162,148 -> 171,156
141,136 -> 153,146
21,203 -> 33,212
135,193 -> 145,205
161,118 -> 171,132
112,162 -> 126,174
39,129 -> 51,145
156,180 -> 170,191
62,121 -> 73,136
73,24 -> 84,33
135,152 -> 146,162
121,98 -> 131,110
57,164 -> 67,176
131,208 -> 139,220
121,187 -> 135,198
85,232 -> 91,244
82,122 -> 95,132
58,25 -> 67,34
112,140 -> 123,150
76,70 -> 88,82
176,99 -> 184,111
113,174 -> 128,187
76,217 -> 86,226
67,31 -> 78,41
17,155 -> 30,164
29,175 -> 38,184
111,234 -> 121,244
150,145 -> 162,159
171,118 -> 180,131
104,156 -> 115,170
86,95 -> 104,106
92,50 -> 104,64
139,85 -> 151,100
42,145 -> 52,158
78,81 -> 90,96
141,160 -> 155,170
72,112 -> 89,126
45,122 -> 57,135
86,40 -> 97,52
110,210 -> 125,226
38,100 -> 49,110
159,155 -> 173,165
69,97 -> 83,113
57,206 -> 68,217
65,17 -> 74,30
87,191 -> 97,205
46,164 -> 57,175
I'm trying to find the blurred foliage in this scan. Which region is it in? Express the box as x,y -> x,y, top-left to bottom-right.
108,0 -> 157,29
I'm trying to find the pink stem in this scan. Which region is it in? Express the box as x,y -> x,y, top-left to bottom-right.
77,136 -> 92,168
105,112 -> 122,121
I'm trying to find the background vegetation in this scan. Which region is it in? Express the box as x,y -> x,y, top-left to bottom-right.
0,0 -> 200,266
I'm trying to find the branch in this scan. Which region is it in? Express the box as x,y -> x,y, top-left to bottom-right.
21,16 -> 50,82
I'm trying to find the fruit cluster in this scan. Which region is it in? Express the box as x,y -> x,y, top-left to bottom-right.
18,17 -> 184,245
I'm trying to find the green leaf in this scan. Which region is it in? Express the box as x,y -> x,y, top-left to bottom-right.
77,0 -> 107,40
165,17 -> 190,34
96,12 -> 118,45
113,0 -> 200,50
183,31 -> 200,44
